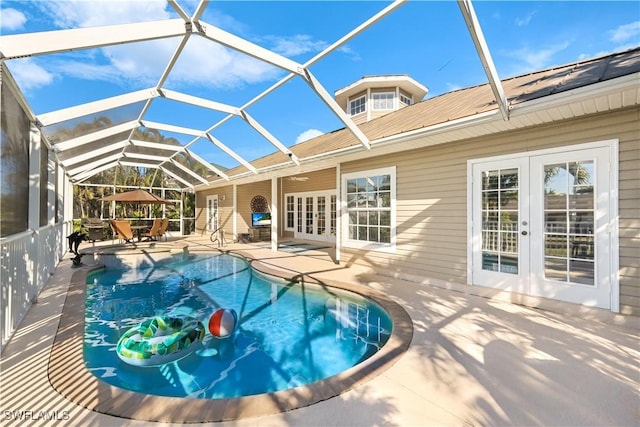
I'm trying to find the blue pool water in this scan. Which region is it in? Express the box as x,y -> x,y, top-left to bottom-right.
84,253 -> 392,399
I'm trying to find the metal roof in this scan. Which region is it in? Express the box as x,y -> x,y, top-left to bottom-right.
198,47 -> 640,187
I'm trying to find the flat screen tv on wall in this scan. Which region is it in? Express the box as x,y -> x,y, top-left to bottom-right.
251,212 -> 271,228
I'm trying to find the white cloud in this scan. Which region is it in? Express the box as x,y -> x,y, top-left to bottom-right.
1,8 -> 27,30
515,11 -> 536,27
166,37 -> 283,89
608,21 -> 640,43
295,129 -> 323,144
507,42 -> 570,70
7,59 -> 55,90
35,0 -> 170,28
266,34 -> 328,57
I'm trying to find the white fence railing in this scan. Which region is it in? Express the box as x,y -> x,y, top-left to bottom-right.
0,222 -> 70,353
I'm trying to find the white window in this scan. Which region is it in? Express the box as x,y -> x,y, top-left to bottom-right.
400,94 -> 412,106
349,95 -> 366,115
342,166 -> 396,251
286,195 -> 294,229
372,92 -> 394,110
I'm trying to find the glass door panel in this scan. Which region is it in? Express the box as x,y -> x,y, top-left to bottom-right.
472,157 -> 529,293
530,147 -> 611,309
480,168 -> 520,275
543,161 -> 595,285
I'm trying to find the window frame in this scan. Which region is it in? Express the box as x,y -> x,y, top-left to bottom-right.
341,166 -> 396,252
400,93 -> 412,106
372,92 -> 395,111
349,95 -> 366,116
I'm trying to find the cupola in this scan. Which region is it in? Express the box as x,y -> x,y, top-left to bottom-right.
334,75 -> 428,124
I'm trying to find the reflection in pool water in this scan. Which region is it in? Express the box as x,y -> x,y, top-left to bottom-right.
84,253 -> 392,399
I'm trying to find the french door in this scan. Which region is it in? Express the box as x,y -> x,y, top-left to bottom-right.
470,143 -> 616,309
206,195 -> 218,232
288,191 -> 336,242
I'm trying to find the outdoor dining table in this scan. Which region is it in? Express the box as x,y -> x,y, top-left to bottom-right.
130,224 -> 149,241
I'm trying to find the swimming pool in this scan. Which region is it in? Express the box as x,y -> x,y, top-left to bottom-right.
84,253 -> 392,399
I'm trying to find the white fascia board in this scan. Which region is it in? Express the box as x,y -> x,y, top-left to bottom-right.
303,69 -> 371,150
67,153 -> 122,176
54,120 -> 138,151
240,111 -> 300,165
458,0 -> 509,120
141,120 -> 203,137
205,133 -> 257,173
38,89 -> 159,127
60,141 -> 129,167
123,152 -> 170,162
509,73 -> 640,117
0,19 -> 186,59
161,89 -> 239,115
184,148 -> 229,181
71,161 -> 119,182
130,139 -> 185,152
196,20 -> 304,76
159,166 -> 195,189
170,159 -> 209,185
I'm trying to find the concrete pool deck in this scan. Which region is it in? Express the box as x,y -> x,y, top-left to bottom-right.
1,236 -> 638,426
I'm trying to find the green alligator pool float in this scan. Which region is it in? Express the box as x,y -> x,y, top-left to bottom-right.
116,316 -> 205,367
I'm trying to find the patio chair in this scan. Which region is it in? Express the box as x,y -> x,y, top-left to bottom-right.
156,218 -> 169,241
140,218 -> 162,241
110,219 -> 134,243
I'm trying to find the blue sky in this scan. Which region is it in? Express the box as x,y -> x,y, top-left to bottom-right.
1,1 -> 639,169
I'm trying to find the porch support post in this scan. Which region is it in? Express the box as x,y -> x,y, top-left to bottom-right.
335,165 -> 341,263
232,184 -> 237,242
28,122 -> 41,231
28,122 -> 41,292
271,177 -> 278,251
47,150 -> 56,225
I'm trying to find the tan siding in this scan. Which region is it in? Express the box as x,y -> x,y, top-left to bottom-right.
237,181 -> 271,237
195,186 -> 233,238
341,107 -> 640,315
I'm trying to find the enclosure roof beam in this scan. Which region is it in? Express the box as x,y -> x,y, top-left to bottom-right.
205,133 -> 257,174
53,120 -> 138,151
37,89 -> 159,126
67,153 -> 123,176
123,152 -> 170,162
72,161 -> 120,183
140,120 -> 203,137
240,111 -> 299,165
0,19 -> 186,59
458,0 -> 509,120
196,20 -> 304,76
184,148 -> 229,181
159,165 -> 195,189
59,141 -> 129,167
160,89 -> 239,116
130,140 -> 186,152
302,69 -> 370,150
170,159 -> 209,185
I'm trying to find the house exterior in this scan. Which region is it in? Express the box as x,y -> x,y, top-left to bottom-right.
195,47 -> 640,316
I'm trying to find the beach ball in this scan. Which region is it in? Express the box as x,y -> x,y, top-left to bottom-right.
208,308 -> 238,337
